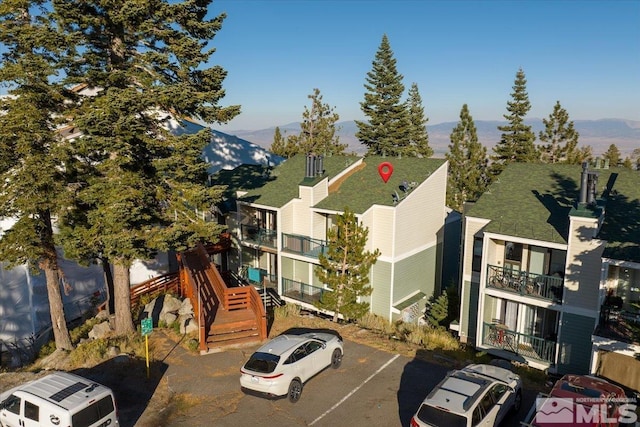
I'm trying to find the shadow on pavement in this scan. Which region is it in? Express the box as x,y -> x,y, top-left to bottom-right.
73,355 -> 167,427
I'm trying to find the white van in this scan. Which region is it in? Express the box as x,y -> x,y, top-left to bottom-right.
0,371 -> 119,427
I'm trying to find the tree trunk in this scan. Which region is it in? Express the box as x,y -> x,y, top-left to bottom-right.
113,260 -> 135,335
41,258 -> 74,351
101,257 -> 115,315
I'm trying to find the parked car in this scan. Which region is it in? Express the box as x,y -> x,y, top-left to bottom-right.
239,331 -> 343,402
522,374 -> 629,427
0,371 -> 119,427
410,363 -> 522,427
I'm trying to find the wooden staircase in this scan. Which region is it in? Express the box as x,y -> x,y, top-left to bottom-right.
179,243 -> 267,352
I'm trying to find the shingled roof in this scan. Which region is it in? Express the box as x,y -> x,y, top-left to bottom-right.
466,163 -> 640,263
235,155 -> 445,213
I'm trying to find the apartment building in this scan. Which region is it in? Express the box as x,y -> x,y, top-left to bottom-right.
221,154 -> 449,322
458,161 -> 640,375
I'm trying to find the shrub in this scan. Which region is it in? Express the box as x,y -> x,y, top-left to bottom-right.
275,303 -> 300,319
70,338 -> 109,366
70,317 -> 103,344
356,313 -> 395,336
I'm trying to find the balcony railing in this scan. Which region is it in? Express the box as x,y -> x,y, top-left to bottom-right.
282,278 -> 329,304
240,224 -> 277,249
281,233 -> 327,258
486,265 -> 564,303
240,265 -> 277,289
481,322 -> 557,364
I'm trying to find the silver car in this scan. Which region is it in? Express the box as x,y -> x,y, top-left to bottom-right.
410,363 -> 522,427
240,332 -> 343,402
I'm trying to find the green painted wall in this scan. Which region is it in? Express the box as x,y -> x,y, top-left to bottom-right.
371,261 -> 392,318
557,312 -> 596,375
281,257 -> 293,279
393,247 -> 437,303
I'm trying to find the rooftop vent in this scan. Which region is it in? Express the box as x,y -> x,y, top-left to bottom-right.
305,154 -> 324,178
579,162 -> 599,206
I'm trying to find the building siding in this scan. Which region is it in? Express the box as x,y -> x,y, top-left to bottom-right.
364,207 -> 394,258
557,312 -> 597,374
393,247 -> 436,303
371,261 -> 392,318
393,166 -> 445,256
565,216 -> 605,311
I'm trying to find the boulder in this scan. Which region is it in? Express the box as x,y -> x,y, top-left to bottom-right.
88,321 -> 112,340
178,298 -> 194,316
160,312 -> 177,326
179,314 -> 198,334
161,294 -> 182,314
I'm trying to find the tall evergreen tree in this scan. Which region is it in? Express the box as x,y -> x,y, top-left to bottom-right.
445,104 -> 488,211
491,68 -> 537,176
539,101 -> 580,164
296,88 -> 346,156
315,208 -> 380,322
405,83 -> 433,157
53,0 -> 240,335
270,126 -> 297,159
602,144 -> 622,167
0,1 -> 74,350
356,34 -> 410,156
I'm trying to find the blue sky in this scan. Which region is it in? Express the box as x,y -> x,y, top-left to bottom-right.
208,0 -> 640,131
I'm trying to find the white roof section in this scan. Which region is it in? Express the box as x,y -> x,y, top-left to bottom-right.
164,116 -> 285,175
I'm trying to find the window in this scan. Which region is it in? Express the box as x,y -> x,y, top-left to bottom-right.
24,400 -> 39,422
3,395 -> 21,415
72,396 -> 114,427
285,345 -> 308,364
489,384 -> 508,403
305,341 -> 323,354
504,242 -> 523,270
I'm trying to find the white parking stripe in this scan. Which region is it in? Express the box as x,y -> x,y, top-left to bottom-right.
309,354 -> 401,426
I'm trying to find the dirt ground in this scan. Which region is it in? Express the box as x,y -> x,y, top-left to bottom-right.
0,312 -> 545,426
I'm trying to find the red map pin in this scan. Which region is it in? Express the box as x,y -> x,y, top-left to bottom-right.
378,162 -> 393,183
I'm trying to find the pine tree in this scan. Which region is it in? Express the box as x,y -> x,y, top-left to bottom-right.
445,104 -> 489,211
356,34 -> 410,156
270,127 -> 292,158
491,68 -> 537,176
405,83 -> 433,157
0,1 -> 74,350
315,208 -> 380,322
602,144 -> 622,167
539,101 -> 580,164
53,0 -> 240,335
297,88 -> 347,156
425,292 -> 448,329
566,145 -> 593,165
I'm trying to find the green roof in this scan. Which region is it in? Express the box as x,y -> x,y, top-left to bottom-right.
315,156 -> 446,213
234,155 -> 445,213
466,163 -> 640,263
239,155 -> 360,208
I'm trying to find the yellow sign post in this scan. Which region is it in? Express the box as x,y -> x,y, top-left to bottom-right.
141,317 -> 153,379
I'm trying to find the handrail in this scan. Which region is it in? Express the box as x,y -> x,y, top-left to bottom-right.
486,265 -> 564,303
482,321 -> 556,363
130,272 -> 180,306
282,277 -> 328,304
241,224 -> 277,248
281,233 -> 327,258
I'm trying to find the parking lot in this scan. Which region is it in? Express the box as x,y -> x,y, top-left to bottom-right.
154,331 -> 539,427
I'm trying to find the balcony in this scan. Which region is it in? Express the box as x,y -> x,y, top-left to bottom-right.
481,322 -> 557,364
486,265 -> 563,303
240,224 -> 277,249
281,233 -> 327,258
282,278 -> 329,304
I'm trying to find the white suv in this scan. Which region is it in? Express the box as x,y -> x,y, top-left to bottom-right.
410,363 -> 522,427
240,332 -> 343,402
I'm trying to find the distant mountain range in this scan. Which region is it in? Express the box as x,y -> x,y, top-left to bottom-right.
223,119 -> 640,158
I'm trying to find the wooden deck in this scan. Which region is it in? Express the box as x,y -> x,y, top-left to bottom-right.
180,243 -> 266,352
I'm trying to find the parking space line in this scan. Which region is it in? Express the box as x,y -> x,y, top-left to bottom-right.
309,354 -> 401,426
